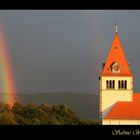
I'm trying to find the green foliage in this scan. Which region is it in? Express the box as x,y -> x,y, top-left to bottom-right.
0,113 -> 18,125
22,103 -> 39,119
51,104 -> 80,124
12,102 -> 24,115
0,102 -> 99,125
0,102 -> 11,113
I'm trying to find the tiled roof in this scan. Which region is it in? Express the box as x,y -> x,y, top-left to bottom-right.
105,94 -> 140,119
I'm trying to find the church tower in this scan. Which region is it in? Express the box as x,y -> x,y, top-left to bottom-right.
99,24 -> 133,124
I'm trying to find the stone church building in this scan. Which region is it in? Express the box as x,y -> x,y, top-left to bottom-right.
99,25 -> 140,125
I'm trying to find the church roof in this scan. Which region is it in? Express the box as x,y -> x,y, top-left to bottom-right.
101,32 -> 133,77
105,94 -> 140,120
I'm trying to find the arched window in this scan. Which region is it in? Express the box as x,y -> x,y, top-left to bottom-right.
106,80 -> 108,89
110,80 -> 112,89
122,80 -> 124,89
118,80 -> 120,89
125,80 -> 127,89
113,80 -> 115,89
118,80 -> 127,90
106,80 -> 116,89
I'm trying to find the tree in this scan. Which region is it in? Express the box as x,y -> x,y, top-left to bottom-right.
0,102 -> 99,125
0,113 -> 18,125
22,103 -> 51,124
0,102 -> 11,113
51,104 -> 80,124
39,103 -> 51,113
12,102 -> 24,116
22,103 -> 39,119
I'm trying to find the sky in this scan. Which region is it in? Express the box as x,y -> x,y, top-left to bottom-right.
0,10 -> 140,94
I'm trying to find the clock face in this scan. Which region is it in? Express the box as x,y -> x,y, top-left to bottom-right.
112,62 -> 120,73
113,64 -> 120,71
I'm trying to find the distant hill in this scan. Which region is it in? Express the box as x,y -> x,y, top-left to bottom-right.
15,93 -> 99,119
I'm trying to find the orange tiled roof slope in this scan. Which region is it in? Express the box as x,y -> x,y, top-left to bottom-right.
101,33 -> 133,76
105,94 -> 140,119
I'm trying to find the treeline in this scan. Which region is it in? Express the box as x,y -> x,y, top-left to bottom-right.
0,102 -> 99,125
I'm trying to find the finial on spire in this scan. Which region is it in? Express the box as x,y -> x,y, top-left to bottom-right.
115,17 -> 118,33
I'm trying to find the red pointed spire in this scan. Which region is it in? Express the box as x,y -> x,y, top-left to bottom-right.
101,32 -> 132,76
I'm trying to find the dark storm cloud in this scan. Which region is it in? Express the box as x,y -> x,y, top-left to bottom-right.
0,10 -> 139,94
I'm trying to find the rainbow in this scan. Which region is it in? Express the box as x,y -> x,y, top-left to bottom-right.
0,26 -> 16,106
